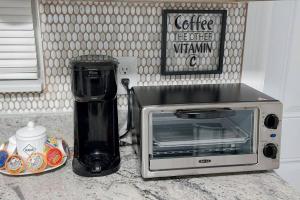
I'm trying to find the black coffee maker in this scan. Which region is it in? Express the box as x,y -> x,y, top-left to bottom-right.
71,55 -> 120,177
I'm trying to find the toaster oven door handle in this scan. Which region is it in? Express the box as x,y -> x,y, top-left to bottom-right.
175,108 -> 234,119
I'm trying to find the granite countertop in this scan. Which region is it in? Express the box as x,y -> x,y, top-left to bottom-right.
0,113 -> 299,200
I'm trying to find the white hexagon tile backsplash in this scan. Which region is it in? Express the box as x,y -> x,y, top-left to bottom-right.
0,0 -> 247,113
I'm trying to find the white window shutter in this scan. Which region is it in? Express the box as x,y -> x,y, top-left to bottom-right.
0,0 -> 39,80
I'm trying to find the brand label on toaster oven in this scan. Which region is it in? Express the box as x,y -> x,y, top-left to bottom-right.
198,159 -> 211,163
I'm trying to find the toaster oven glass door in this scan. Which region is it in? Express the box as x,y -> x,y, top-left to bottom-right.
149,108 -> 258,170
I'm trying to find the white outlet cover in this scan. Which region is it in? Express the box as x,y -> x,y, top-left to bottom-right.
116,56 -> 138,95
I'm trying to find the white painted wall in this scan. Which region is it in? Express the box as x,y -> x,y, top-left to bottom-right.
242,1 -> 272,91
242,0 -> 300,192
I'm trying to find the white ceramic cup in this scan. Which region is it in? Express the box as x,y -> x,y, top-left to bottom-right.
16,121 -> 47,160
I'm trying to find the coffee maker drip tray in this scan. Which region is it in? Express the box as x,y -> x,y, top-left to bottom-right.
86,152 -> 116,173
72,154 -> 120,177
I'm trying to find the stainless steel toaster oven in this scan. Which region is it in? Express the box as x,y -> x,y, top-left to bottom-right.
132,83 -> 282,178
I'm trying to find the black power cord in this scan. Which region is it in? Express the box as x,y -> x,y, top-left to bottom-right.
119,78 -> 132,140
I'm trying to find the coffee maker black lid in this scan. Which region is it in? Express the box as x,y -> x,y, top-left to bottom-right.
71,55 -> 118,71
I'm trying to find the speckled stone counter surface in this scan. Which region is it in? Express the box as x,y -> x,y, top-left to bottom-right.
0,113 -> 299,200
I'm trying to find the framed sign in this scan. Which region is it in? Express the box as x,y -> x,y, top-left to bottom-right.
161,10 -> 227,75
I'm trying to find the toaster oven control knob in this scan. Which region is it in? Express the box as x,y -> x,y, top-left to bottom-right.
264,114 -> 279,129
263,143 -> 278,159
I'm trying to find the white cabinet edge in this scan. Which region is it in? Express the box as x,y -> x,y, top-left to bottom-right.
0,80 -> 43,93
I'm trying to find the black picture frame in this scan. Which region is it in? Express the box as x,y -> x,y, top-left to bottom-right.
161,9 -> 227,75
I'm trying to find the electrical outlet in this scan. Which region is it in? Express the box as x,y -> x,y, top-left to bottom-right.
116,57 -> 138,95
